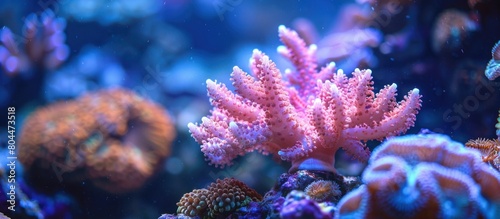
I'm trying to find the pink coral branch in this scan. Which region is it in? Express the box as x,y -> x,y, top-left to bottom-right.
231,66 -> 265,102
206,79 -> 261,122
188,25 -> 422,172
278,25 -> 318,98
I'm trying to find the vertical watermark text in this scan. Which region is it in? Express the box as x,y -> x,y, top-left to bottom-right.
6,107 -> 17,211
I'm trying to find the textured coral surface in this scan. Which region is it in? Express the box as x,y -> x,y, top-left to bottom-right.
175,178 -> 262,218
336,134 -> 500,219
188,26 -> 421,173
19,88 -> 176,193
466,138 -> 500,171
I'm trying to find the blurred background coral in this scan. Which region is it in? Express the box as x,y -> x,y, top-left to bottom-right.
1,0 -> 500,218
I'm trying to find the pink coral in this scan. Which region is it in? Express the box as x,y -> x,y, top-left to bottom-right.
336,134 -> 500,219
188,25 -> 421,172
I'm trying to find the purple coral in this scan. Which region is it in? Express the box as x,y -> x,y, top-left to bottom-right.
280,190 -> 333,219
336,134 -> 500,219
0,9 -> 68,76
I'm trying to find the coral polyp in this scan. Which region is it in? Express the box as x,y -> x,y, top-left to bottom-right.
176,189 -> 209,217
304,180 -> 341,202
19,88 -> 176,193
174,178 -> 262,218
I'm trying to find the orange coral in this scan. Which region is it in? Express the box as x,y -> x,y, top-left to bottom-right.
464,109 -> 500,171
304,180 -> 341,202
465,138 -> 500,170
19,88 -> 176,193
175,178 -> 262,218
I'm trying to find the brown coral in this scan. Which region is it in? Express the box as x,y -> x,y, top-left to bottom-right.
304,180 -> 341,202
464,109 -> 500,171
175,178 -> 262,218
206,178 -> 262,218
176,189 -> 209,217
19,88 -> 176,193
466,138 -> 500,171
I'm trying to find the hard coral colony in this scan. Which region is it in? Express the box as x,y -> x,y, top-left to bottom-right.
188,25 -> 422,173
19,89 -> 176,193
176,178 -> 262,218
337,134 -> 500,219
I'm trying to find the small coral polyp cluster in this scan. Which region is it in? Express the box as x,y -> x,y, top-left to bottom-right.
19,89 -> 175,193
188,25 -> 421,173
176,178 -> 262,218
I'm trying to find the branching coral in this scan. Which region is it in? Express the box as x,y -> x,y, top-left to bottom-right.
176,178 -> 262,218
336,134 -> 500,219
188,25 -> 421,173
19,88 -> 175,193
0,9 -> 68,76
465,109 -> 500,171
466,138 -> 500,171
